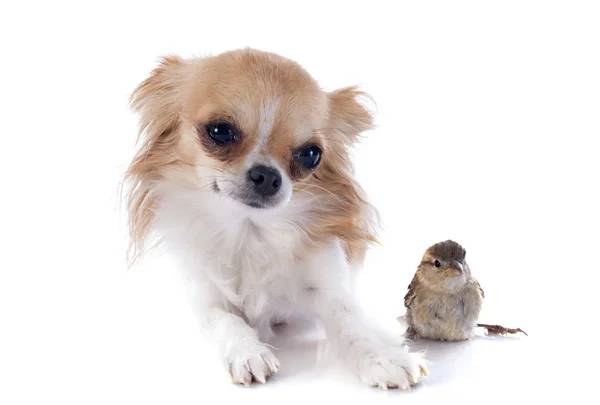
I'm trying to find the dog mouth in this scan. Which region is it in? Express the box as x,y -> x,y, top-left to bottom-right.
245,200 -> 267,209
211,179 -> 279,209
239,194 -> 280,209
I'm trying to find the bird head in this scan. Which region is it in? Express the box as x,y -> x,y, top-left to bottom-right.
417,240 -> 469,289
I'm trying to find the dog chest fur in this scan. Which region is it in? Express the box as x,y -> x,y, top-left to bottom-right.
154,187 -> 308,321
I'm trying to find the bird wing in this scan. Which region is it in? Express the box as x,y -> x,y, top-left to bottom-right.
476,280 -> 485,299
404,274 -> 420,308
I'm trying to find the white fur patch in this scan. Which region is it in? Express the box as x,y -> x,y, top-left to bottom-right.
257,98 -> 280,149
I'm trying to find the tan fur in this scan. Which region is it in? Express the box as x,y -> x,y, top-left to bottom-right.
123,49 -> 379,265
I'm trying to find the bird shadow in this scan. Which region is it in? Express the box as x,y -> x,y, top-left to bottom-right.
404,332 -> 526,388
263,317 -> 526,392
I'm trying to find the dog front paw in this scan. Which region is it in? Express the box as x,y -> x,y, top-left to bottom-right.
226,344 -> 280,386
356,347 -> 428,390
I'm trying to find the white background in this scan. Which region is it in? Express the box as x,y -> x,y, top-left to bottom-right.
1,1 -> 599,404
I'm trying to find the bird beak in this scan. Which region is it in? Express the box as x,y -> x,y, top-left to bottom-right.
444,260 -> 463,277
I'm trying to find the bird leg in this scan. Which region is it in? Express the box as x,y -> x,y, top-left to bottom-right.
477,323 -> 528,336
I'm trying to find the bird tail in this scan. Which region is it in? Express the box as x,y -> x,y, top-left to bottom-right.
477,323 -> 528,336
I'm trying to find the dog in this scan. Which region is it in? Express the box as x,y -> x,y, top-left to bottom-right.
123,48 -> 427,389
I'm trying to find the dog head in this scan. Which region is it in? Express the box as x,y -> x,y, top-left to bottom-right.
124,49 -> 378,262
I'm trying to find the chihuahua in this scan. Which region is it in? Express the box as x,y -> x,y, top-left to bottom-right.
123,48 -> 426,389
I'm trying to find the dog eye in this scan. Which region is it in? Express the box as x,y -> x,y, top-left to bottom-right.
298,145 -> 322,169
434,260 -> 441,268
205,122 -> 237,144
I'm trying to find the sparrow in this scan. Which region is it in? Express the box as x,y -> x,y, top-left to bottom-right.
400,240 -> 526,341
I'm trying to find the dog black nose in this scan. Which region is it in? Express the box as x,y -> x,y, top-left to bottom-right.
248,165 -> 282,197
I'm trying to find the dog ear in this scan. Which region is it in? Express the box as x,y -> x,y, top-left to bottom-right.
124,55 -> 186,265
130,55 -> 186,148
310,87 -> 379,264
327,86 -> 375,142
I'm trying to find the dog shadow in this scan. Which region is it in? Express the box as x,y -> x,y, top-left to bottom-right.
267,317 -> 332,382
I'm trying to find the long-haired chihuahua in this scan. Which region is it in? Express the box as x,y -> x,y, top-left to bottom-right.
123,48 -> 427,389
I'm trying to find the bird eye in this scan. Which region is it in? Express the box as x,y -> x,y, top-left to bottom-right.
297,145 -> 322,169
434,260 -> 441,268
205,122 -> 237,144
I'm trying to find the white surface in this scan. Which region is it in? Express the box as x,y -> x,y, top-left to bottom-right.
1,1 -> 599,403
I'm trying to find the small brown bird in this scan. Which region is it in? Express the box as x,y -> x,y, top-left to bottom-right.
401,240 -> 526,341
